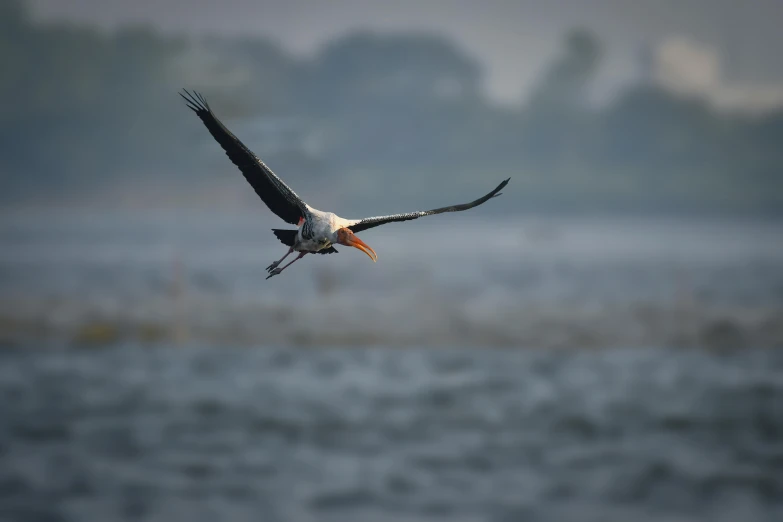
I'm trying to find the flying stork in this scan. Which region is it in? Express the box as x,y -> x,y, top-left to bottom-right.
179,90 -> 510,279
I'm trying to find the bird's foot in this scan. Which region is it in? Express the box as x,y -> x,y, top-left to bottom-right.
266,260 -> 280,272
265,268 -> 283,280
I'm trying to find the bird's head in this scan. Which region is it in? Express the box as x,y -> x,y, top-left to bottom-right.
335,228 -> 377,262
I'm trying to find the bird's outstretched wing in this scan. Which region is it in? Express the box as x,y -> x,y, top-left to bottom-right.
348,178 -> 509,234
180,89 -> 308,225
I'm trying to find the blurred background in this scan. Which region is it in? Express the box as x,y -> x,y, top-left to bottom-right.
1,0 -> 782,520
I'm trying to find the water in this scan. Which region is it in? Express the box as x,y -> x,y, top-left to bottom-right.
1,345 -> 782,521
1,211 -> 783,520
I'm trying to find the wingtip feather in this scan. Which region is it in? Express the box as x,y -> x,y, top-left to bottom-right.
178,92 -> 199,112
491,178 -> 509,197
179,88 -> 209,113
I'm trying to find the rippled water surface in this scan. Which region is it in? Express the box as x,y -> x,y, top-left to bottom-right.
1,345 -> 782,521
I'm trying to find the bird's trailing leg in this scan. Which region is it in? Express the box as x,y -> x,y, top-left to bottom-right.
266,252 -> 307,279
266,247 -> 293,273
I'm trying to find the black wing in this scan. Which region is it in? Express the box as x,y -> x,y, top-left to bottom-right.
180,89 -> 308,225
348,178 -> 509,234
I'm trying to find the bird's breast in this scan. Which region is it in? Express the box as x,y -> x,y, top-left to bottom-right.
294,236 -> 332,253
295,216 -> 335,253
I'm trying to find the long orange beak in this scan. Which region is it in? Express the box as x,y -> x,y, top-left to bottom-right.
345,234 -> 377,262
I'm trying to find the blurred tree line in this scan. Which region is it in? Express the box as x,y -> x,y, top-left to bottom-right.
0,0 -> 781,214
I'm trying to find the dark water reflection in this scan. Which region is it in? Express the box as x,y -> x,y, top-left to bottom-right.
1,345 -> 782,521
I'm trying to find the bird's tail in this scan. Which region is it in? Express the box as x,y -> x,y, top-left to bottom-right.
272,229 -> 297,247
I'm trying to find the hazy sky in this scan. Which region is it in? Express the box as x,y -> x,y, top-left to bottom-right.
29,0 -> 783,104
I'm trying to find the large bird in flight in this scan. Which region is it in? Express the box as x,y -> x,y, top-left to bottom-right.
180,90 -> 510,279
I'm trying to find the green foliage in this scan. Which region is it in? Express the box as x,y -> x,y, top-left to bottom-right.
0,1 -> 189,195
0,1 -> 780,215
527,28 -> 603,110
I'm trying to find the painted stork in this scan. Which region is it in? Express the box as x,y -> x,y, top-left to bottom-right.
180,90 -> 510,279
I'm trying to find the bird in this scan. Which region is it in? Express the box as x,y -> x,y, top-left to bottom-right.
179,89 -> 510,280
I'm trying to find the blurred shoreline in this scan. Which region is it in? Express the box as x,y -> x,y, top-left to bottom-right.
2,212 -> 781,352
1,296 -> 781,351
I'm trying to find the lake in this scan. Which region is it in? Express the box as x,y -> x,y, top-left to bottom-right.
0,211 -> 782,520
